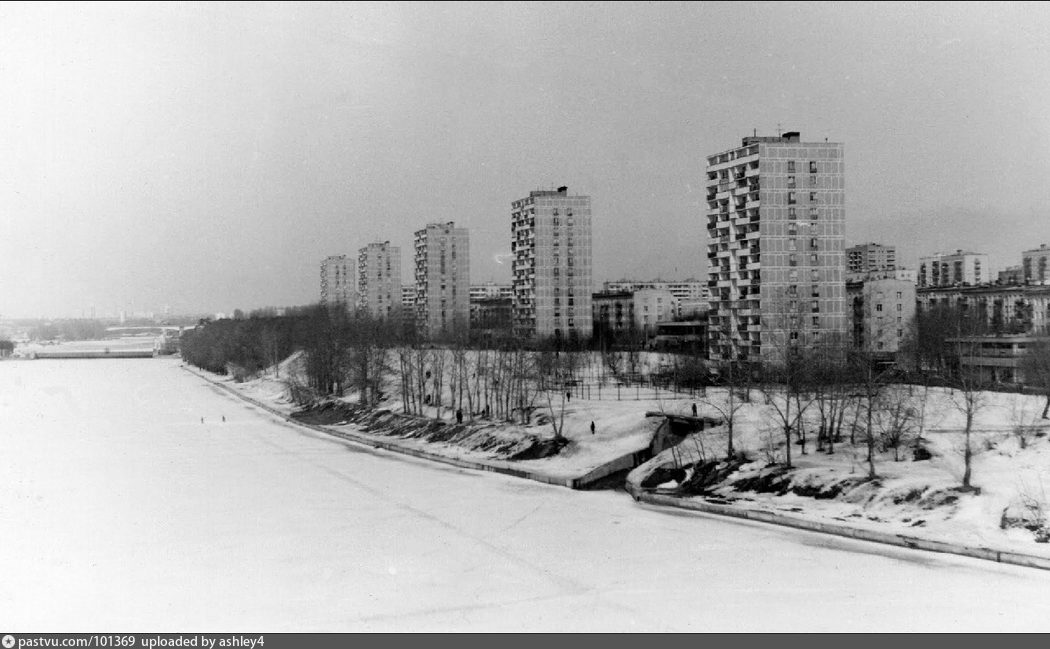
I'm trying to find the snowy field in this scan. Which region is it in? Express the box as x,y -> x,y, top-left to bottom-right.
3,359 -> 1050,631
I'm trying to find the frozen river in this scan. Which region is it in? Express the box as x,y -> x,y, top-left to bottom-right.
2,359 -> 1049,631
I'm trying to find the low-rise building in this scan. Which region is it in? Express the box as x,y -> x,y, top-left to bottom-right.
917,284 -> 1050,335
948,334 -> 1047,384
592,289 -> 678,342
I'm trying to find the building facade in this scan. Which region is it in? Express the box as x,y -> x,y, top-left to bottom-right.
847,243 -> 896,276
592,289 -> 678,340
705,131 -> 847,363
602,279 -> 709,317
918,249 -> 989,288
469,282 -> 513,302
511,186 -> 593,341
846,277 -> 916,358
413,222 -> 470,339
357,242 -> 401,320
917,284 -> 1050,335
1023,244 -> 1050,285
949,334 -> 1047,384
320,255 -> 355,308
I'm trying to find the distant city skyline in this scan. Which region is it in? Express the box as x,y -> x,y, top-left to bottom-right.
2,2 -> 1048,318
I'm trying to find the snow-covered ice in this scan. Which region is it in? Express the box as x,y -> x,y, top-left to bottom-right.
3,359 -> 1050,631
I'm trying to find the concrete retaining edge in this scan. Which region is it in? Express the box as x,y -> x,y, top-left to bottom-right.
625,482 -> 1050,572
182,365 -> 626,489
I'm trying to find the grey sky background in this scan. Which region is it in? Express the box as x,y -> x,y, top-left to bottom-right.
2,1 -> 1048,318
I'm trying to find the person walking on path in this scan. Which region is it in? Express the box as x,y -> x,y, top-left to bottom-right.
456,408 -> 463,424
691,403 -> 698,417
590,421 -> 596,435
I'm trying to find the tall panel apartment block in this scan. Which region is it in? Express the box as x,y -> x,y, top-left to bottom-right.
705,132 -> 846,362
357,242 -> 401,320
511,186 -> 593,341
414,222 -> 470,339
320,254 -> 355,308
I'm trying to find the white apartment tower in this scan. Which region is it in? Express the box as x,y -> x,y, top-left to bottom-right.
320,255 -> 355,308
918,250 -> 989,288
706,132 -> 847,363
357,242 -> 401,319
511,186 -> 593,341
414,222 -> 470,339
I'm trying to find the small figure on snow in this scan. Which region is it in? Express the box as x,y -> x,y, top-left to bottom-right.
590,421 -> 596,435
222,415 -> 226,423
691,403 -> 698,417
566,391 -> 571,402
456,408 -> 463,424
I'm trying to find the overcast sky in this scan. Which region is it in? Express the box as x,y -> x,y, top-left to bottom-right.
2,2 -> 1048,318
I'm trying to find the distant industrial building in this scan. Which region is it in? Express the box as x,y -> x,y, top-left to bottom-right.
511,186 -> 593,341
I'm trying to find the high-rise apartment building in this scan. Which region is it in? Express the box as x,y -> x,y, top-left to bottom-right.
705,131 -> 846,362
357,242 -> 401,319
1023,244 -> 1050,284
511,186 -> 593,341
918,250 -> 989,287
413,222 -> 470,338
847,243 -> 896,276
320,255 -> 355,308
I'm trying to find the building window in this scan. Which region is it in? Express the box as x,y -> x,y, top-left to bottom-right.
787,176 -> 796,189
811,300 -> 819,313
809,192 -> 817,202
810,253 -> 818,263
896,303 -> 902,311
876,304 -> 883,312
788,192 -> 796,205
789,207 -> 796,218
810,238 -> 818,249
809,161 -> 818,173
788,161 -> 796,173
812,316 -> 820,326
809,207 -> 818,219
789,254 -> 798,267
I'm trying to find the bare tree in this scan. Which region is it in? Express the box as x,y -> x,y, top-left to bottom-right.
875,385 -> 919,461
949,339 -> 989,491
1020,337 -> 1050,420
851,350 -> 891,479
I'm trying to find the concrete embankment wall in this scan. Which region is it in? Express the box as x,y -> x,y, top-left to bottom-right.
625,483 -> 1050,572
184,366 -> 648,490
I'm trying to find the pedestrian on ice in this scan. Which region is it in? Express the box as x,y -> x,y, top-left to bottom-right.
566,391 -> 571,402
590,421 -> 596,435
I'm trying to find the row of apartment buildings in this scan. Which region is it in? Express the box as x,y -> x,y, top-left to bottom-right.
315,130 -> 1045,382
319,187 -> 597,341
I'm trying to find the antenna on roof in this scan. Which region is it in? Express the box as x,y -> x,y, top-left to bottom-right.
753,128 -> 757,137
777,122 -> 782,136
